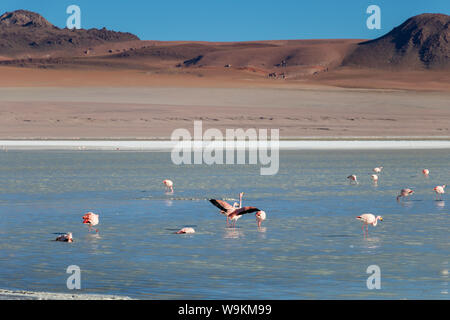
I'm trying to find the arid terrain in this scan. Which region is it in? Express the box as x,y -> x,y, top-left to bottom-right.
0,10 -> 448,139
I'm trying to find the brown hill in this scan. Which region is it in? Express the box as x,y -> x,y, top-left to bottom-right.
343,13 -> 449,70
0,10 -> 139,57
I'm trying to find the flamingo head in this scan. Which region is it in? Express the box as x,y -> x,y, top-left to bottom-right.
66,232 -> 73,241
256,210 -> 267,221
233,202 -> 239,208
376,216 -> 383,222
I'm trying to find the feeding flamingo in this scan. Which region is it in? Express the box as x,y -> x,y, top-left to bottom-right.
209,192 -> 244,225
82,212 -> 99,232
176,227 -> 195,234
356,214 -> 383,236
163,179 -> 174,193
434,185 -> 446,200
397,188 -> 414,201
373,167 -> 383,173
422,169 -> 430,176
347,175 -> 358,184
55,232 -> 73,242
256,211 -> 267,228
371,174 -> 379,183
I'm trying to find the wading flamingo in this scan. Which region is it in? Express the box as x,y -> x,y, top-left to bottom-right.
163,179 -> 174,193
373,167 -> 383,173
356,214 -> 383,236
434,185 -> 446,200
225,206 -> 262,228
371,174 -> 379,183
209,192 -> 244,225
82,212 -> 99,232
256,210 -> 267,228
422,169 -> 430,176
347,175 -> 358,184
56,232 -> 73,242
397,188 -> 414,201
176,227 -> 195,234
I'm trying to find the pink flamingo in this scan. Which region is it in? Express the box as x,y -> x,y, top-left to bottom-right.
226,206 -> 262,227
56,232 -> 73,242
347,175 -> 358,184
163,179 -> 174,193
356,214 -> 383,236
422,169 -> 430,176
82,212 -> 99,232
209,192 -> 244,225
397,188 -> 414,201
434,185 -> 446,200
176,227 -> 195,234
371,174 -> 379,183
373,167 -> 383,173
256,211 -> 267,228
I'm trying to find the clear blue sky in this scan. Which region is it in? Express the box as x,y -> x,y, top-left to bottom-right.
2,0 -> 449,41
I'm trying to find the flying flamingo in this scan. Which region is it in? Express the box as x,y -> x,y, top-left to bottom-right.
373,167 -> 383,173
209,192 -> 244,225
347,175 -> 358,184
397,188 -> 414,201
56,232 -> 73,242
176,227 -> 195,234
422,169 -> 430,176
163,179 -> 174,193
82,212 -> 99,232
434,185 -> 446,200
356,214 -> 383,236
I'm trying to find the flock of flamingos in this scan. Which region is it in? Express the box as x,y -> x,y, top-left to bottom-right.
55,168 -> 446,242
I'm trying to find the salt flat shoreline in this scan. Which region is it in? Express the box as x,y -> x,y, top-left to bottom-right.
0,289 -> 132,300
1,140 -> 450,151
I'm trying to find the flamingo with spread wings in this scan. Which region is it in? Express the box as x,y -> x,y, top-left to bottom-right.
209,192 -> 243,225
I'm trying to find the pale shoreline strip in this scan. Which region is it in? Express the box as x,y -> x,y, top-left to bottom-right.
0,288 -> 132,300
1,140 -> 450,150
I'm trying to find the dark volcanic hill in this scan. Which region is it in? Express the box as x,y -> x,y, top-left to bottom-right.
0,10 -> 139,57
343,13 -> 449,70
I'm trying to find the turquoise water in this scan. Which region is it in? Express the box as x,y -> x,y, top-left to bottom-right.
0,150 -> 449,299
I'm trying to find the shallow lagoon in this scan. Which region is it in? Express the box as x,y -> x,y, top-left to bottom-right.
0,150 -> 448,299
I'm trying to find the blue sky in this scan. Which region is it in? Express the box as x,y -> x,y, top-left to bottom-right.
2,1 -> 449,41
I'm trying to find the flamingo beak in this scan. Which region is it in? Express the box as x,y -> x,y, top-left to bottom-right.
379,217 -> 383,221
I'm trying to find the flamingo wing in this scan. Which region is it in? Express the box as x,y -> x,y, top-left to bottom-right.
209,199 -> 234,211
235,206 -> 260,216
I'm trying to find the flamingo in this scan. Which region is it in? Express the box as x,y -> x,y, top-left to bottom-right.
82,212 -> 99,232
256,211 -> 267,228
209,192 -> 244,225
176,227 -> 195,234
422,169 -> 430,176
347,175 -> 358,184
371,174 -> 379,183
373,167 -> 383,173
163,179 -> 174,193
226,206 -> 262,228
356,214 -> 383,236
434,185 -> 446,200
56,232 -> 73,242
397,188 -> 414,201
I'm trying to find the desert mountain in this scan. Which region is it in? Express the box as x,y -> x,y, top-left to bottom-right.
343,13 -> 449,70
0,10 -> 139,57
0,10 -> 448,75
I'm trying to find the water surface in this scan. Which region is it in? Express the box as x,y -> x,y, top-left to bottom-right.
0,150 -> 449,299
